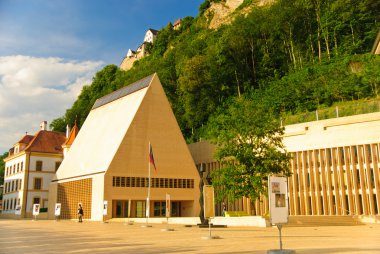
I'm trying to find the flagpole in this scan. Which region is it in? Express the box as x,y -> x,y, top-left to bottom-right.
147,142 -> 151,226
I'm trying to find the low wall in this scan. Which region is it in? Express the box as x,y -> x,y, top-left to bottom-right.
211,216 -> 270,227
109,217 -> 201,225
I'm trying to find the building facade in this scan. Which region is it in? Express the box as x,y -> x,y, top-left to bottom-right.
1,121 -> 67,218
120,29 -> 158,71
48,74 -> 201,221
189,112 -> 380,217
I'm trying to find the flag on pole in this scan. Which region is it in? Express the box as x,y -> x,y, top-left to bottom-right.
149,143 -> 157,172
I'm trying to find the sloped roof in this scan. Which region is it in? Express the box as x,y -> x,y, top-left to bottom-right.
372,30 -> 380,54
17,134 -> 34,145
62,123 -> 79,146
25,131 -> 66,154
147,28 -> 158,35
92,74 -> 154,110
55,74 -> 155,179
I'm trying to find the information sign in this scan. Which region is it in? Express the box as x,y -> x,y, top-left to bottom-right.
203,185 -> 215,219
269,176 -> 289,224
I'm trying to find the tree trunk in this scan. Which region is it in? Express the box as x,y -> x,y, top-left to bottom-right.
309,33 -> 315,64
289,27 -> 297,69
249,39 -> 257,85
314,0 -> 322,63
324,26 -> 331,62
235,70 -> 241,97
350,22 -> 355,46
333,28 -> 338,56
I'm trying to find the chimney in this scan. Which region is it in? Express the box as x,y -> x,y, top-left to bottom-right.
40,121 -> 48,131
66,124 -> 70,138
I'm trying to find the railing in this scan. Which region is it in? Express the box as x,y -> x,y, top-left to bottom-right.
282,98 -> 380,125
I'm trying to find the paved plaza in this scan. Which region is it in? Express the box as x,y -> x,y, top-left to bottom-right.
0,219 -> 379,254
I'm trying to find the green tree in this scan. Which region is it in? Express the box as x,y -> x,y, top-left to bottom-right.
204,95 -> 291,202
50,117 -> 67,132
0,152 -> 8,198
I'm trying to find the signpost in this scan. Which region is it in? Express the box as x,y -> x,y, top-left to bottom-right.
32,204 -> 40,221
202,185 -> 219,239
54,203 -> 61,221
103,200 -> 108,223
162,193 -> 174,231
15,205 -> 21,216
267,176 -> 295,254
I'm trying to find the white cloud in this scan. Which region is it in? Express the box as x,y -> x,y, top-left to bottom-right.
0,55 -> 103,153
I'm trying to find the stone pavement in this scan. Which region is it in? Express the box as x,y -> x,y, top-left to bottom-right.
0,219 -> 379,254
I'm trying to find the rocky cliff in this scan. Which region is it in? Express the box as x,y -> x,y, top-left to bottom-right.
205,0 -> 275,29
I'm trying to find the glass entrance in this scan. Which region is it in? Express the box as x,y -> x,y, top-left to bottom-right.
114,200 -> 130,218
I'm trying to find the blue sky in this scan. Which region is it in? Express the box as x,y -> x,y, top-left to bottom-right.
0,0 -> 204,63
0,0 -> 204,153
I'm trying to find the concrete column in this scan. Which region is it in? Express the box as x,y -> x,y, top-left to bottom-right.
358,145 -> 369,215
288,163 -> 295,215
371,144 -> 380,215
302,151 -> 311,215
325,149 -> 335,215
319,149 -> 328,215
298,152 -> 306,215
337,147 -> 348,215
351,146 -> 361,214
313,150 -> 322,215
363,145 -> 375,215
332,148 -> 342,215
344,147 -> 354,215
308,150 -> 317,215
291,152 -> 299,215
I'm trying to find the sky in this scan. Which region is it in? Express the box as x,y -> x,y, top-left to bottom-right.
0,0 -> 204,154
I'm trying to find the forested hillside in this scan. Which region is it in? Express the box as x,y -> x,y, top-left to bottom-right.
51,0 -> 380,143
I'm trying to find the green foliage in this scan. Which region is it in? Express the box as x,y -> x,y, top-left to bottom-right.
204,95 -> 291,202
0,152 -> 8,198
199,0 -> 211,14
51,0 -> 379,144
50,117 -> 67,132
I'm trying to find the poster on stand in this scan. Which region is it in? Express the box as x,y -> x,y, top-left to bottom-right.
32,204 -> 40,216
269,176 -> 289,224
203,185 -> 215,219
15,205 -> 22,215
165,194 -> 171,218
103,200 -> 108,216
55,203 -> 61,216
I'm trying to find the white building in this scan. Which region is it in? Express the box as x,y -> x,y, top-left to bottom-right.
1,121 -> 75,218
143,28 -> 158,43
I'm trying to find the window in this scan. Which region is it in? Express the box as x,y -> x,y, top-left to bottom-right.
20,162 -> 23,172
33,178 -> 42,190
13,165 -> 15,174
55,161 -> 61,172
33,197 -> 40,205
36,161 -> 43,171
18,180 -> 22,190
17,163 -> 20,173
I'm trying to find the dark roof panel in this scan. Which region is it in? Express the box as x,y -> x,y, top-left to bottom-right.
91,73 -> 154,110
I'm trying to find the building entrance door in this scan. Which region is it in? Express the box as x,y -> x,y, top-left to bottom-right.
113,200 -> 129,218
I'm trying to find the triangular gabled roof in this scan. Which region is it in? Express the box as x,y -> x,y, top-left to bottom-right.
62,123 -> 79,147
147,28 -> 158,35
24,131 -> 66,154
54,73 -> 200,187
54,74 -> 155,179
